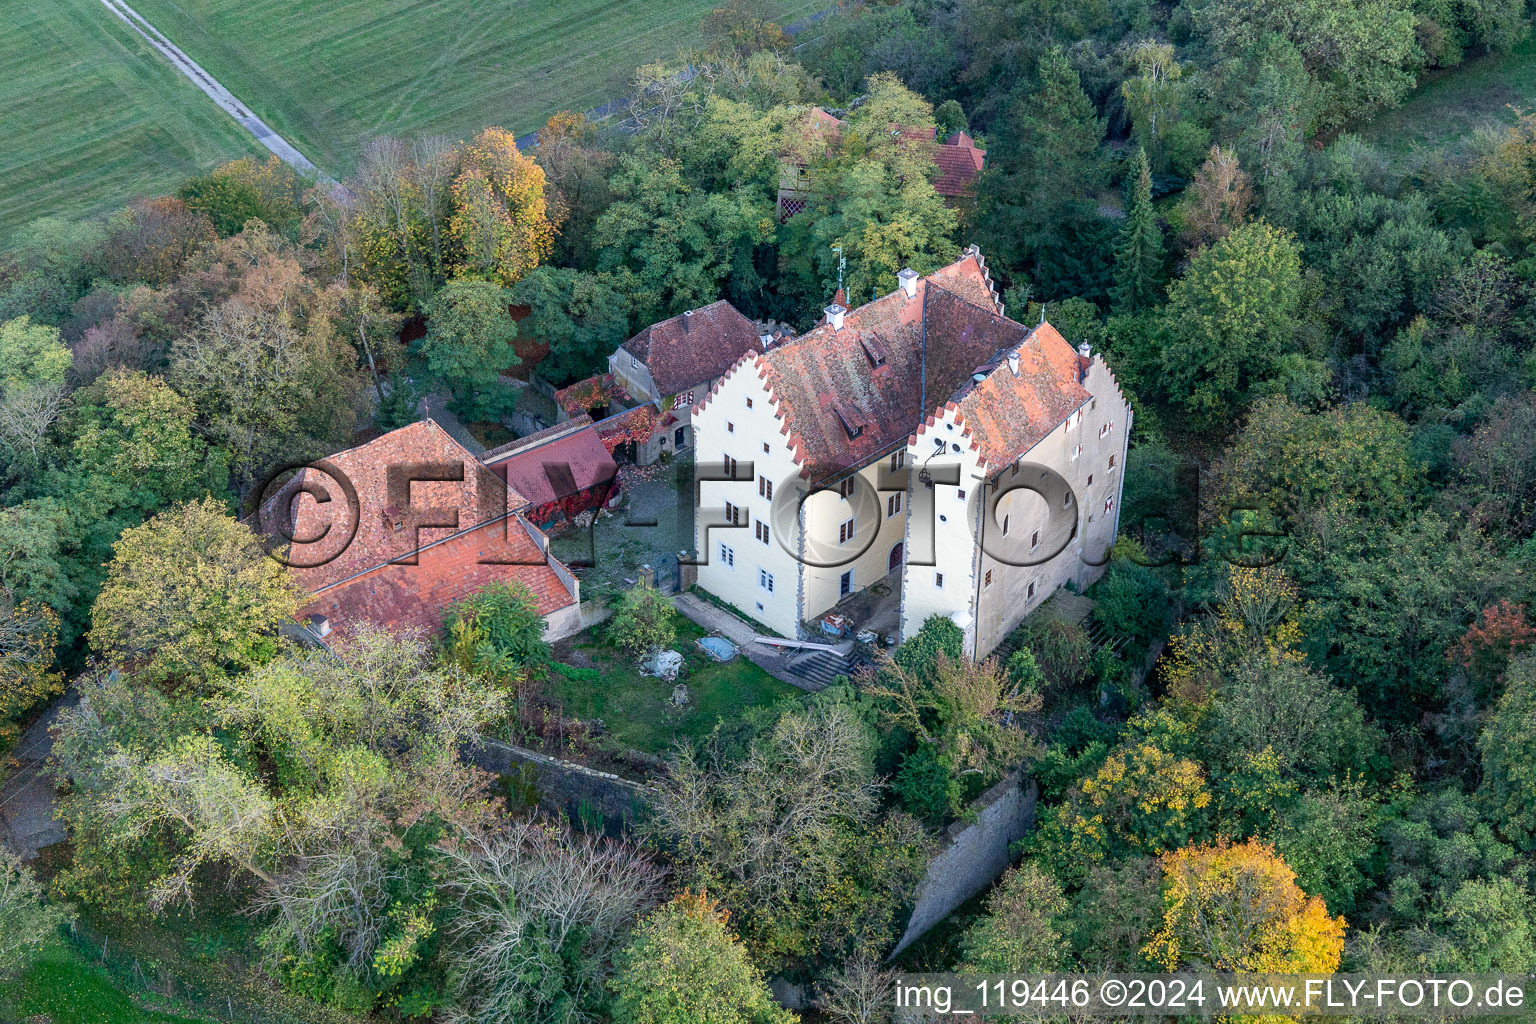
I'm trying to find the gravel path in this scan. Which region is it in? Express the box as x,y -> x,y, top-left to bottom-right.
97,0 -> 326,178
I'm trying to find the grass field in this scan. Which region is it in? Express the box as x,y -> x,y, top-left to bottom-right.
0,0 -> 260,239
0,939 -> 212,1024
125,0 -> 827,176
547,618 -> 802,755
1360,35 -> 1536,169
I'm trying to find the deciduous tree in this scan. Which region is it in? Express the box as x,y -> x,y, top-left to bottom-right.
89,497 -> 302,685
610,892 -> 797,1024
1146,839 -> 1346,972
448,128 -> 555,287
416,277 -> 520,421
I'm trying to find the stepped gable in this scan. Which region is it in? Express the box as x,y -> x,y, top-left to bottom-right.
939,321 -> 1094,474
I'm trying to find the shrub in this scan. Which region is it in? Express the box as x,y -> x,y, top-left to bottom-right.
445,581 -> 551,681
893,745 -> 959,823
608,582 -> 678,660
1092,558 -> 1170,648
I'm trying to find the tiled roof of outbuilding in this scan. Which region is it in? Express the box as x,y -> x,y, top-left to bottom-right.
259,419 -> 576,637
620,300 -> 760,396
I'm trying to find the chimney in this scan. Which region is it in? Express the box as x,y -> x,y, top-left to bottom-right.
1077,341 -> 1091,358
898,267 -> 919,300
1007,350 -> 1020,376
1077,341 -> 1092,383
824,303 -> 846,331
682,309 -> 693,332
306,614 -> 332,638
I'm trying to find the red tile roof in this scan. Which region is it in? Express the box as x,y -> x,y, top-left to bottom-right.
260,419 -> 576,636
924,322 -> 1093,473
620,300 -> 760,396
300,519 -> 576,639
701,251 -> 1039,485
933,132 -> 987,197
483,421 -> 617,509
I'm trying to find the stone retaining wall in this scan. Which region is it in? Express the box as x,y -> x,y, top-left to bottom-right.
467,737 -> 653,836
890,772 -> 1040,957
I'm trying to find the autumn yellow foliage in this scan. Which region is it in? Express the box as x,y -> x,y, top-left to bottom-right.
449,127 -> 554,286
1163,564 -> 1304,706
1146,838 -> 1345,973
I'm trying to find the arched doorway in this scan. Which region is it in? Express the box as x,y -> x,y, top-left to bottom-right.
888,541 -> 903,573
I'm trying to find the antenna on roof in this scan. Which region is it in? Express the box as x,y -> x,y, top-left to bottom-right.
1039,303 -> 1046,327
832,246 -> 845,296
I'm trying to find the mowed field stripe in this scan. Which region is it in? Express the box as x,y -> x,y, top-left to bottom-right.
125,0 -> 827,174
0,0 -> 260,238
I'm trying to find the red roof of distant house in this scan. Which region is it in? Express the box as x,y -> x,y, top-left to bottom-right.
620,300 -> 761,396
790,108 -> 985,198
933,132 -> 987,197
483,420 -> 618,508
259,419 -> 576,637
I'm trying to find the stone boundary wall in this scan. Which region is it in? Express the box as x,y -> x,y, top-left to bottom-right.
467,737 -> 654,836
890,772 -> 1040,957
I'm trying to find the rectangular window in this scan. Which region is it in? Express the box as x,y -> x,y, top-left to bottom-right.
1063,492 -> 1073,508
762,442 -> 770,454
745,396 -> 754,409
839,518 -> 856,544
630,354 -> 638,368
727,421 -> 735,433
1104,498 -> 1114,514
1027,580 -> 1037,599
1031,529 -> 1039,550
1108,454 -> 1116,469
724,454 -> 738,478
758,568 -> 774,592
724,501 -> 741,525
890,451 -> 906,471
719,543 -> 734,567
838,478 -> 855,500
957,488 -> 966,501
755,520 -> 770,545
935,572 -> 944,589
840,570 -> 854,596
759,476 -> 773,500
887,493 -> 903,518
1002,513 -> 1010,535
1087,474 -> 1094,487
1073,443 -> 1083,460
984,570 -> 993,587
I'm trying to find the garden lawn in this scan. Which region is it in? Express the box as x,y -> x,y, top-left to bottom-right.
124,0 -> 827,176
0,0 -> 260,239
547,618 -> 802,756
1360,35 -> 1536,170
0,939 -> 211,1024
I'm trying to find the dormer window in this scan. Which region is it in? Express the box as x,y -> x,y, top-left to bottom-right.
859,334 -> 888,368
833,401 -> 869,439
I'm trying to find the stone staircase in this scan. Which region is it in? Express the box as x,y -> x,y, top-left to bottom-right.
774,644 -> 875,689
